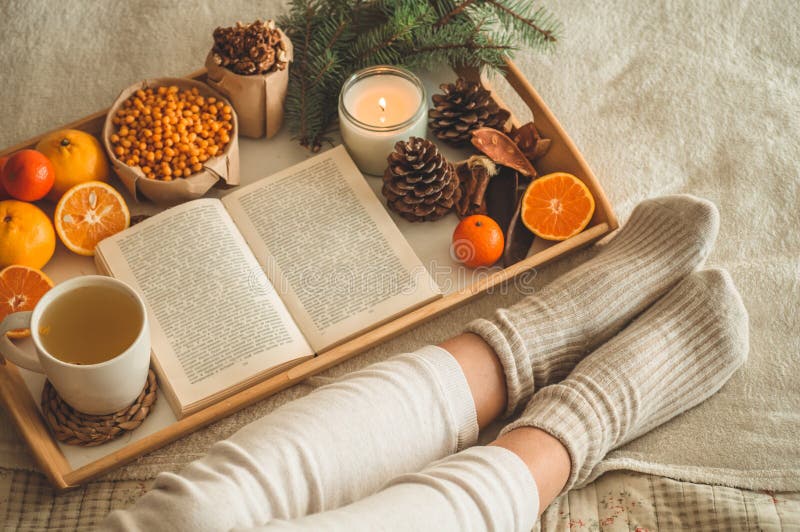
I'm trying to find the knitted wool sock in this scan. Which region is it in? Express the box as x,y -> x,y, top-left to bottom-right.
501,269 -> 748,491
467,194 -> 720,415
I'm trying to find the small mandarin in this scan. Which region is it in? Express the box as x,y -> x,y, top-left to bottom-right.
451,214 -> 504,269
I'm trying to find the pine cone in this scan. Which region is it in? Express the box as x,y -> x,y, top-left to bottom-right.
382,137 -> 461,222
428,78 -> 511,145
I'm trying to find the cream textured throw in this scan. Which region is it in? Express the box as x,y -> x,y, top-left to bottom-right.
0,0 -> 798,496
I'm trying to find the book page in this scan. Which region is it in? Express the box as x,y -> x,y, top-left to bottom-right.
96,199 -> 312,416
222,146 -> 442,351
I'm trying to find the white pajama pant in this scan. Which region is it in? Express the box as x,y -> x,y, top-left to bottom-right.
100,346 -> 538,531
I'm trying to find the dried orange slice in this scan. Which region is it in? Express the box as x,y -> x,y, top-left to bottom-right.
0,265 -> 54,339
521,172 -> 595,241
54,181 -> 130,256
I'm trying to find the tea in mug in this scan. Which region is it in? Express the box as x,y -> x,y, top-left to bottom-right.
39,285 -> 143,365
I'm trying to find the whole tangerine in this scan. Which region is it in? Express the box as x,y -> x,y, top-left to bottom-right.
36,129 -> 110,202
1,149 -> 55,202
0,200 -> 56,269
452,214 -> 504,269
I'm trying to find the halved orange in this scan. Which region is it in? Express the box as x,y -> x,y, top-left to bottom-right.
520,172 -> 595,241
54,181 -> 130,256
0,265 -> 54,339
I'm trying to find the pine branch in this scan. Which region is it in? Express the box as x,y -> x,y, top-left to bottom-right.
309,17 -> 351,86
469,0 -> 562,51
485,0 -> 557,43
297,6 -> 315,147
355,28 -> 405,64
282,1 -> 355,149
434,0 -> 477,27
406,13 -> 507,71
328,19 -> 348,48
281,0 -> 562,151
414,41 -> 510,52
350,1 -> 434,67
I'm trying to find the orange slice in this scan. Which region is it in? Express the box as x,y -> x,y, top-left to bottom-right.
54,181 -> 130,256
0,265 -> 54,339
520,172 -> 595,241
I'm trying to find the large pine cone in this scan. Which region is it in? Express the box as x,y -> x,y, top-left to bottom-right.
428,78 -> 511,145
382,137 -> 461,222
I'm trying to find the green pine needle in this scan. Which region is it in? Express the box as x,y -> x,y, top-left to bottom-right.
281,0 -> 561,150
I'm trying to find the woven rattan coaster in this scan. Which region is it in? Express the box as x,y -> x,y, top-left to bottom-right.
41,369 -> 158,447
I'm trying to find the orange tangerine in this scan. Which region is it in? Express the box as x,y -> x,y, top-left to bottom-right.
36,129 -> 111,202
0,200 -> 56,269
452,214 -> 504,268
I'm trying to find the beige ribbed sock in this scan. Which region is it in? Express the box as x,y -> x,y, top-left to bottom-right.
502,269 -> 749,491
467,194 -> 720,415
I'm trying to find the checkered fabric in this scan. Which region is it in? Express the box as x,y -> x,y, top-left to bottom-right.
0,470 -> 152,531
3,468 -> 799,531
537,471 -> 800,532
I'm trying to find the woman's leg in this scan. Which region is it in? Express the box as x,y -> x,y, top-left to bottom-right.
251,269 -> 747,531
251,445 -> 546,532
101,195 -> 718,531
440,332 -> 506,428
101,345 -> 484,532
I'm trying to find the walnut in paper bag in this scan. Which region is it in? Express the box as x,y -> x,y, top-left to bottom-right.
205,21 -> 293,139
102,78 -> 240,205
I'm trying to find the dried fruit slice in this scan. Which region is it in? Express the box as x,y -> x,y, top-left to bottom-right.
520,172 -> 595,241
54,181 -> 130,256
0,265 -> 54,339
471,127 -> 537,178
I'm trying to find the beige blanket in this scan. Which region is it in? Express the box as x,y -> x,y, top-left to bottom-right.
0,0 -> 797,497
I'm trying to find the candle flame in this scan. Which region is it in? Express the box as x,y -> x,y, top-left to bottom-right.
378,97 -> 386,112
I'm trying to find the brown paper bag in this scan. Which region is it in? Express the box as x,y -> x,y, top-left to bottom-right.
204,29 -> 293,139
102,78 -> 240,205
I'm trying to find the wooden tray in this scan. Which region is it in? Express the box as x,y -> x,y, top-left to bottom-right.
0,59 -> 618,490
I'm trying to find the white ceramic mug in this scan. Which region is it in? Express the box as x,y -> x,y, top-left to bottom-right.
0,275 -> 151,415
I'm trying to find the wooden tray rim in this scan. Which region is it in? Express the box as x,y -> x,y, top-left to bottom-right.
0,58 -> 618,490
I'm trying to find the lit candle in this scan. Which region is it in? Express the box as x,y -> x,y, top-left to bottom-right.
338,65 -> 427,175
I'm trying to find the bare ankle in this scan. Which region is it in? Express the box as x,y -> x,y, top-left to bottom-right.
491,427 -> 570,513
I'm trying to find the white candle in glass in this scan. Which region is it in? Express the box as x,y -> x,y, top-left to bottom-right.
338,65 -> 427,176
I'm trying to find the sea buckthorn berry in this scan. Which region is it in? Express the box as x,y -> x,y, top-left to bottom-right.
108,84 -> 233,181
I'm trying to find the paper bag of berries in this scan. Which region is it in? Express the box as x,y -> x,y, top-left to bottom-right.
205,20 -> 292,139
102,78 -> 240,205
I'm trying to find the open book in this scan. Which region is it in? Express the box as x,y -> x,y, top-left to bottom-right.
95,146 -> 442,418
